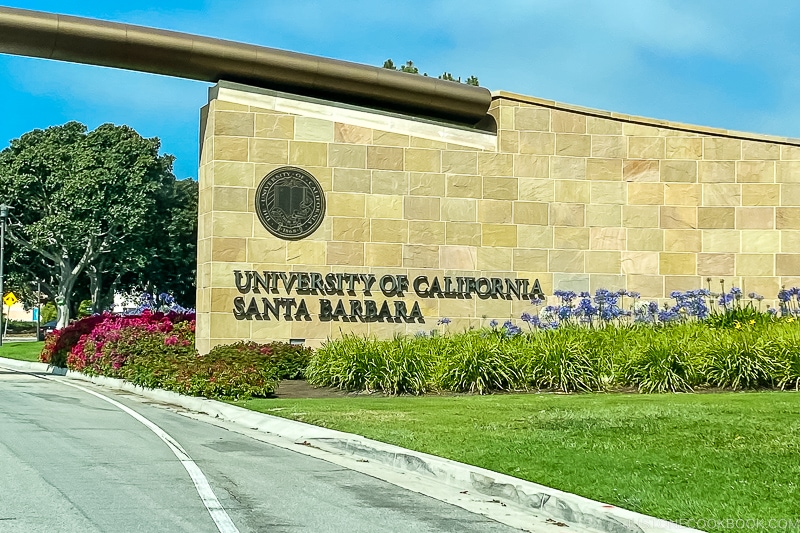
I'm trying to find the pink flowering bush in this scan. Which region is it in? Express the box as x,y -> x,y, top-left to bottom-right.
40,311 -> 288,399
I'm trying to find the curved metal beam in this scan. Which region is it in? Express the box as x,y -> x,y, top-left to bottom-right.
0,6 -> 492,125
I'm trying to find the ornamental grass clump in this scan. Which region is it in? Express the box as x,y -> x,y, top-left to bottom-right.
433,332 -> 522,394
623,327 -> 701,393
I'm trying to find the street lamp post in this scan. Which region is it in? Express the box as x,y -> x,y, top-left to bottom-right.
0,204 -> 11,347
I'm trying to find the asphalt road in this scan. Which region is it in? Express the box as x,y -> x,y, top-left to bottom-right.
0,369 -> 522,533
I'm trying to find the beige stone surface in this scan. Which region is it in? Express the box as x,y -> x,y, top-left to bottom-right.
198,87 -> 800,348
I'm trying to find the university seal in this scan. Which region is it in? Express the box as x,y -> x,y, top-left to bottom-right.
255,167 -> 326,240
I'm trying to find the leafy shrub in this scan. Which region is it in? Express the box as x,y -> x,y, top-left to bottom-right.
523,330 -> 605,393
624,329 -> 699,393
701,332 -> 778,390
40,314 -> 105,368
434,333 -> 521,393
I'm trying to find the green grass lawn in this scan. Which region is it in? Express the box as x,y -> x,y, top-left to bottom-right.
0,341 -> 43,362
235,392 -> 800,532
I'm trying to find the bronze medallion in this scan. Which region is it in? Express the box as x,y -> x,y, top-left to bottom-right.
255,167 -> 325,240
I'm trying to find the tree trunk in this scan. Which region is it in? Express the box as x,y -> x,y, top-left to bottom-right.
87,263 -> 117,314
55,255 -> 82,329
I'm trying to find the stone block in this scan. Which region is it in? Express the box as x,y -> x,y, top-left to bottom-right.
517,226 -> 554,249
513,154 -> 549,178
256,114 -> 294,139
403,245 -> 440,268
550,203 -> 585,227
513,249 -> 549,271
327,192 -> 365,217
372,171 -> 408,195
405,196 -> 440,220
334,123 -> 372,144
623,123 -> 662,136
364,242 -> 403,268
737,254 -> 774,276
742,140 -> 779,160
702,230 -> 740,253
442,150 -> 478,174
500,130 -> 519,153
586,117 -> 623,135
782,231 -> 800,252
782,146 -> 800,160
664,276 -> 703,295
212,187 -> 248,212
552,274 -> 590,294
624,160 -> 659,182
622,205 -> 659,227
698,207 -> 735,229
214,212 -> 254,237
482,224 -> 517,247
212,237 -> 248,262
777,207 -> 800,229
497,105 -> 515,130
586,158 -> 623,181
627,228 -> 664,251
214,111 -> 254,137
590,274 -> 626,293
778,161 -> 800,183
484,177 -> 519,200
555,180 -> 590,203
660,252 -> 695,275
663,183 -> 701,206
446,174 -> 482,198
626,274 -> 663,298
440,198 -> 477,222
439,245 -> 478,270
554,227 -> 590,250
664,229 -> 701,252
286,240 -> 326,265
661,206 -> 697,229
590,227 -> 626,250
591,182 -> 626,205
332,217 -> 370,241
249,139 -> 288,164
551,156 -> 586,181
742,277 -> 779,301
628,137 -> 665,159
294,117 -> 334,142
585,251 -> 621,273
742,184 -> 780,206
408,173 -> 444,196
736,207 -> 774,230
409,221 -> 446,245
737,161 -> 774,183
551,110 -> 586,133
513,202 -> 549,225
405,148 -> 441,173
776,254 -> 800,276
549,250 -> 585,272
704,138 -> 741,160
214,137 -> 249,162
371,219 -> 408,243
333,168 -> 371,193
519,132 -> 555,155
445,222 -> 482,246
665,137 -> 702,159
661,160 -> 697,183
327,242 -> 364,266
627,183 -> 663,205
591,136 -> 626,158
246,237 -> 285,263
374,131 -> 410,147
366,195 -> 403,219
478,153 -> 514,177
556,134 -> 591,157
209,313 -> 252,341
780,184 -> 800,209
477,247 -> 513,271
703,184 -> 741,206
367,146 -> 404,171
586,205 -> 621,226
515,107 -> 550,131
328,144 -> 367,169
478,200 -> 512,223
621,251 -> 659,275
699,161 -> 736,183
697,253 -> 735,276
289,141 -> 327,167
518,178 -> 554,201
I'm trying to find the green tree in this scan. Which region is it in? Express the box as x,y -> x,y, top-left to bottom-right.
382,59 -> 479,86
0,121 -> 178,327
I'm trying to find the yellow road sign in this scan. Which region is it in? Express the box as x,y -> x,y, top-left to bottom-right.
3,292 -> 18,307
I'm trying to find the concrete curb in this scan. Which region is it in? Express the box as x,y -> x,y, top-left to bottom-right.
0,356 -> 698,533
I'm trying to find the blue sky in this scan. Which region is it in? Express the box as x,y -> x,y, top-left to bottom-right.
1,0 -> 799,179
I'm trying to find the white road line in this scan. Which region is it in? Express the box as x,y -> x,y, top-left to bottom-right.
46,377 -> 241,533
